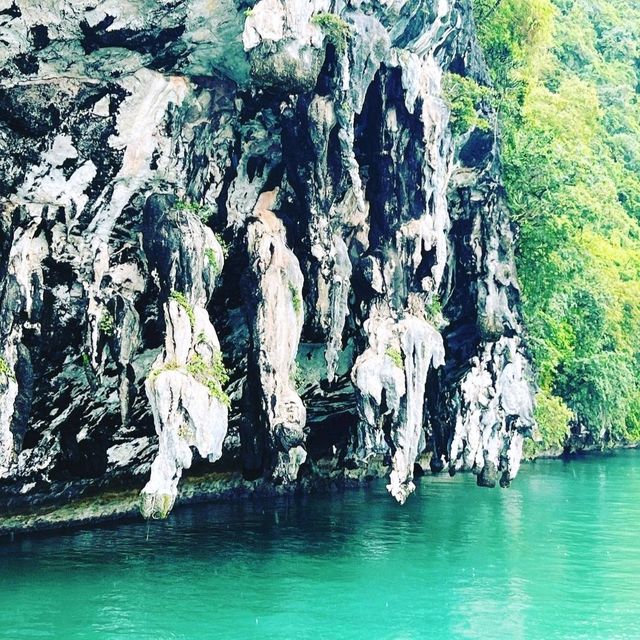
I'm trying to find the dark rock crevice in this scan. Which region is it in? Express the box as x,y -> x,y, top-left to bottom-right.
0,0 -> 535,521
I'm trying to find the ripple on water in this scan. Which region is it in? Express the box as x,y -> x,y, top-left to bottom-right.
0,450 -> 639,640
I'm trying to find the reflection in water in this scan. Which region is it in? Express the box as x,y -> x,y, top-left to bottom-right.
0,450 -> 639,640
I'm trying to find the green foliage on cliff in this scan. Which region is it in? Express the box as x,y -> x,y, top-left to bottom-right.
0,357 -> 14,382
474,0 -> 640,446
289,282 -> 302,317
311,13 -> 351,55
174,199 -> 214,224
386,348 -> 404,369
524,390 -> 573,457
98,312 -> 115,337
424,295 -> 444,325
149,351 -> 230,407
169,290 -> 196,327
204,248 -> 219,274
442,73 -> 493,136
215,234 -> 230,259
186,352 -> 230,407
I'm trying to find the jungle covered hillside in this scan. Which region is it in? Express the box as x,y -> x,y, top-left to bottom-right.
474,0 -> 640,452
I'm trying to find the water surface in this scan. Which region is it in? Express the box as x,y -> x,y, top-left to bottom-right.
1,450 -> 639,639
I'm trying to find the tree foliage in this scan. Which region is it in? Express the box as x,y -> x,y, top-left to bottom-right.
442,73 -> 492,135
473,0 -> 640,446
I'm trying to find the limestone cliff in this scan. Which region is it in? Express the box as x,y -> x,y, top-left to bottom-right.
0,0 -> 535,520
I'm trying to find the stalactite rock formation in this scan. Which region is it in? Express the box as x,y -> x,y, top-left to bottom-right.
0,0 -> 535,521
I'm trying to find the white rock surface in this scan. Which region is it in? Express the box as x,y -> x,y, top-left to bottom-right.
0,0 -> 536,516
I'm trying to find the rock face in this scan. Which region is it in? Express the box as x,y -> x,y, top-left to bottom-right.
0,0 -> 535,518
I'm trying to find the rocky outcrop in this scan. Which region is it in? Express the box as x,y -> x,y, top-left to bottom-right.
0,0 -> 535,521
245,189 -> 306,483
140,195 -> 228,518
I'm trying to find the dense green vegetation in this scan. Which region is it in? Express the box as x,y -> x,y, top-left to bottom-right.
442,73 -> 492,135
472,0 -> 640,450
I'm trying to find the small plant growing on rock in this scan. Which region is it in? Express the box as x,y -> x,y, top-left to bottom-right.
442,72 -> 493,136
385,348 -> 404,369
204,248 -> 219,274
148,351 -> 230,407
424,296 -> 443,322
98,312 -> 115,337
149,360 -> 180,381
186,352 -> 230,407
0,357 -> 14,382
174,199 -> 214,224
214,233 -> 230,259
290,361 -> 305,391
311,12 -> 351,55
288,282 -> 302,317
204,247 -> 218,273
244,7 -> 254,17
81,352 -> 98,388
169,290 -> 195,327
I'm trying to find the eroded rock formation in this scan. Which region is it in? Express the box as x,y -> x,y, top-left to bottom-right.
0,0 -> 535,519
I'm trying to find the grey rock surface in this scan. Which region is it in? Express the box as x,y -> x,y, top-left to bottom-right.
0,0 -> 535,520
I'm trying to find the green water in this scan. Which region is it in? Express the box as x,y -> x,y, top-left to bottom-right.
1,451 -> 639,640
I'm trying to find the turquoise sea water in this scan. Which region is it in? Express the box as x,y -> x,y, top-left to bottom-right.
1,450 -> 639,640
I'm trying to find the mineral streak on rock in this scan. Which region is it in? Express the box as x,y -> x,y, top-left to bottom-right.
0,0 -> 535,519
245,189 -> 306,483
